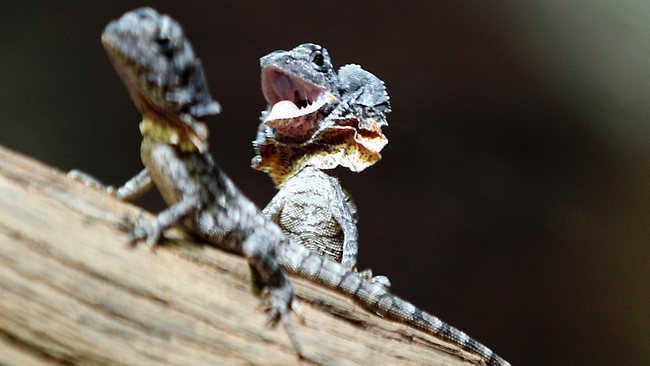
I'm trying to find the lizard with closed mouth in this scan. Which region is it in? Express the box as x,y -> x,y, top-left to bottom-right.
68,7 -> 303,353
71,8 -> 511,365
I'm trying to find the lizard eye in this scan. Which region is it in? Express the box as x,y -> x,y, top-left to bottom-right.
156,36 -> 174,58
156,37 -> 170,46
310,50 -> 326,71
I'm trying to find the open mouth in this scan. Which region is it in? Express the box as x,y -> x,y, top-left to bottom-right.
261,66 -> 331,123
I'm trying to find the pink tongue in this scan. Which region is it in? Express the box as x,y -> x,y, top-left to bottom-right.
267,100 -> 300,120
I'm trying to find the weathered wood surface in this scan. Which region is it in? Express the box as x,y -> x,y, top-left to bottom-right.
0,145 -> 481,365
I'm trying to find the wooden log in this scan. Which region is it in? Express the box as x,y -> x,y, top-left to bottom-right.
0,145 -> 482,365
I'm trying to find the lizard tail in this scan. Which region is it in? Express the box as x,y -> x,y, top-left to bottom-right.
372,294 -> 511,366
279,242 -> 511,366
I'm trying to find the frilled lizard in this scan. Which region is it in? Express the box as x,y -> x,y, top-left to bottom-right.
252,44 -> 391,286
68,7 -> 302,353
251,43 -> 510,365
71,8 -> 510,366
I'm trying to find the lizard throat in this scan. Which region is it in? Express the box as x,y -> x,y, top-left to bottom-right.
139,116 -> 207,152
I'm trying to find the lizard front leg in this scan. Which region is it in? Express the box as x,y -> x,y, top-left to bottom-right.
128,194 -> 199,245
329,185 -> 359,269
333,187 -> 391,288
261,184 -> 287,222
69,168 -> 153,201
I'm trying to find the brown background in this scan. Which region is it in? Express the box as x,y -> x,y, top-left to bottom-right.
1,1 -> 648,365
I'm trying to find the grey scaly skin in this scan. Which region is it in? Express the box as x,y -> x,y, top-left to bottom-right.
262,165 -> 359,267
252,44 -> 511,366
253,44 -> 392,285
71,10 -> 511,364
68,7 -> 302,354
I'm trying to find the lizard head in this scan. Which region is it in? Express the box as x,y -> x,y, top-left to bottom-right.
101,7 -> 220,152
259,43 -> 338,142
253,43 -> 391,186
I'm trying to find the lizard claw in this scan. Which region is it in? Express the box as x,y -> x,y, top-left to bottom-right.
260,285 -> 304,356
358,268 -> 391,289
119,212 -> 162,249
67,170 -> 117,196
260,285 -> 293,327
291,299 -> 306,325
370,275 -> 391,289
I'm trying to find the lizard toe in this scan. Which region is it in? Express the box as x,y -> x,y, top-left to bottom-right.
358,268 -> 391,289
370,275 -> 391,289
262,285 -> 303,356
122,212 -> 162,249
67,169 -> 117,195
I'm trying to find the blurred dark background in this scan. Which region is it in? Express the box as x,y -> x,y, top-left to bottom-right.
1,1 -> 648,365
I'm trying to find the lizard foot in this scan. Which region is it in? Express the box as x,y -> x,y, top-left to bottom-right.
67,170 -> 117,196
119,211 -> 163,249
358,269 -> 391,289
370,275 -> 391,289
260,285 -> 304,357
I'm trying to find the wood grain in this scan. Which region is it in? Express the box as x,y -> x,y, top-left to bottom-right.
0,145 -> 481,365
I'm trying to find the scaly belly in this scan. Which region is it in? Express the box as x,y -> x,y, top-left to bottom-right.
278,199 -> 344,262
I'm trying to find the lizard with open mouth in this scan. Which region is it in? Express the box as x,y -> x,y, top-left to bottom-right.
251,44 -> 511,366
71,11 -> 511,363
252,43 -> 391,286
